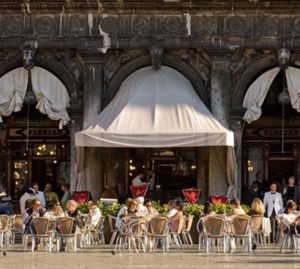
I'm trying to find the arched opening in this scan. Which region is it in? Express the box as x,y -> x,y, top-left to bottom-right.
77,66 -> 233,202
0,67 -> 71,199
242,67 -> 300,194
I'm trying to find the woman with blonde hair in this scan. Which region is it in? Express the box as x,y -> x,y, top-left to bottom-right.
248,198 -> 265,216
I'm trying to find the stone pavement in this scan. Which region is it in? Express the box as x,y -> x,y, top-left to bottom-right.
1,245 -> 300,269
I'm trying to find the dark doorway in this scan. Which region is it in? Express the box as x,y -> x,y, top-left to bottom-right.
31,159 -> 58,192
268,159 -> 295,183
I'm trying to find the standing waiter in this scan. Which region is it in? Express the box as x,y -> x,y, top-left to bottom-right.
263,183 -> 283,243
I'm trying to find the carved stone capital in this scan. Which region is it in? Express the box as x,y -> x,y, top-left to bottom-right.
23,41 -> 38,70
150,46 -> 164,69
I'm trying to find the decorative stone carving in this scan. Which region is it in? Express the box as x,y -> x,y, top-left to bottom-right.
293,17 -> 300,33
100,16 -> 118,34
23,42 -> 38,70
4,15 -> 22,35
192,16 -> 215,35
167,49 -> 210,85
257,16 -> 279,35
277,48 -> 291,69
132,16 -> 150,36
227,16 -> 245,34
150,46 -> 164,69
163,16 -> 182,34
103,50 -> 132,84
36,16 -> 55,35
69,15 -> 86,35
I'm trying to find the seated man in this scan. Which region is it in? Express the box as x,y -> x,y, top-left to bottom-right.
65,200 -> 85,233
23,198 -> 46,249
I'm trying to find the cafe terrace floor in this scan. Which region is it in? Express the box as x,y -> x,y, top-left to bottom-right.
1,244 -> 299,269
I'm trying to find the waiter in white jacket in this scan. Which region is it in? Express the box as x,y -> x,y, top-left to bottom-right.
263,183 -> 283,243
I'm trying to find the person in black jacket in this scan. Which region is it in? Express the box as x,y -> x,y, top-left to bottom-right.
243,183 -> 260,206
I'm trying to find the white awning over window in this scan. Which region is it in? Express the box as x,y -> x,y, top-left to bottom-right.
31,67 -> 70,129
0,67 -> 70,128
75,66 -> 234,148
243,66 -> 300,124
243,67 -> 280,123
0,67 -> 28,122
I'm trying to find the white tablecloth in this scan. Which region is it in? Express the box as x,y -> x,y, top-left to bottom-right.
262,217 -> 271,236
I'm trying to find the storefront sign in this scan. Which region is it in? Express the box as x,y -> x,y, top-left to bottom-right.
8,127 -> 68,138
258,128 -> 300,138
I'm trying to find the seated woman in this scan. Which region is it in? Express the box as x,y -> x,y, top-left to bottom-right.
231,198 -> 246,215
115,198 -> 138,229
44,200 -> 64,219
87,201 -> 101,228
168,200 -> 184,233
145,199 -> 159,218
248,198 -> 265,216
198,201 -> 215,233
279,200 -> 297,227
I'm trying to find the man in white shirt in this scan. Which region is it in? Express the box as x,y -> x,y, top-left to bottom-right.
32,182 -> 46,207
132,171 -> 145,186
20,189 -> 35,214
263,183 -> 283,243
166,200 -> 178,218
136,196 -> 148,217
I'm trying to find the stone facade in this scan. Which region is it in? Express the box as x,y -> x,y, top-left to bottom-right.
1,1 -> 300,199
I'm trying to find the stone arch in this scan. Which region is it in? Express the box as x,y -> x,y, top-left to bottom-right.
104,54 -> 208,108
0,53 -> 81,108
231,54 -> 278,112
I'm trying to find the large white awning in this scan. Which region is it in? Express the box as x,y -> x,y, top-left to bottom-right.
75,66 -> 234,148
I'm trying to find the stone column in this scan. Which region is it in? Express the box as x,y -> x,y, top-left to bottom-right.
69,113 -> 82,193
230,115 -> 244,199
197,147 -> 209,203
78,51 -> 105,199
80,51 -> 104,128
208,55 -> 231,196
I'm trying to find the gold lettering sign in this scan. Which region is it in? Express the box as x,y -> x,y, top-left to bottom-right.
258,128 -> 300,138
8,127 -> 68,138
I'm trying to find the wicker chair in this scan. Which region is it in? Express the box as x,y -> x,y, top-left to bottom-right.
182,215 -> 194,244
86,216 -> 106,245
10,214 -> 24,244
31,217 -> 52,252
127,218 -> 147,252
147,215 -> 169,252
293,223 -> 300,253
108,215 -> 118,245
251,215 -> 264,245
199,215 -> 227,253
276,217 -> 294,253
0,215 -> 10,251
168,217 -> 185,248
229,215 -> 252,253
56,217 -> 77,252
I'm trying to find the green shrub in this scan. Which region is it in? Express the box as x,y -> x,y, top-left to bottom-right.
183,204 -> 204,216
152,200 -> 168,214
212,203 -> 227,214
241,204 -> 250,214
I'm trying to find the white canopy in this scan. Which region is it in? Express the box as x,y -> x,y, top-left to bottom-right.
31,67 -> 70,129
75,66 -> 234,148
243,66 -> 300,123
0,67 -> 29,122
0,67 -> 70,128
